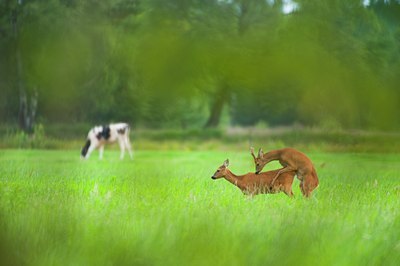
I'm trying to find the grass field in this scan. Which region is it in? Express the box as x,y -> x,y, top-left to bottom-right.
0,149 -> 399,266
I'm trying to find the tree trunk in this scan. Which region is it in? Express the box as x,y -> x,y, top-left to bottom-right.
204,85 -> 229,128
18,85 -> 38,133
237,0 -> 249,36
12,1 -> 38,134
17,49 -> 28,131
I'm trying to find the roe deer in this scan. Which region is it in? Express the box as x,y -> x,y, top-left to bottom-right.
211,159 -> 295,197
250,147 -> 319,197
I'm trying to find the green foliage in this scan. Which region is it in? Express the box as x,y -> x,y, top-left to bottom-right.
0,150 -> 399,265
1,123 -> 50,149
1,0 -> 400,129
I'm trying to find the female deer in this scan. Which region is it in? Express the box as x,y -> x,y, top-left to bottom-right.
211,159 -> 295,197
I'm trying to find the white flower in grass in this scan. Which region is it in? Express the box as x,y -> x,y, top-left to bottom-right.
90,183 -> 99,198
105,191 -> 112,201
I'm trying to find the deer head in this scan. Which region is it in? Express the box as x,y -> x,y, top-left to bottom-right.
251,148 -> 266,174
211,159 -> 229,179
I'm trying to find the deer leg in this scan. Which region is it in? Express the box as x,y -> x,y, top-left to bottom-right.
305,175 -> 318,197
303,182 -> 313,198
270,166 -> 296,188
283,188 -> 294,198
299,181 -> 306,197
304,188 -> 312,198
302,174 -> 317,198
301,180 -> 314,198
243,191 -> 254,200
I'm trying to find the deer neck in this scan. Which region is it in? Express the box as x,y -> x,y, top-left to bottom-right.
223,169 -> 244,188
263,149 -> 282,163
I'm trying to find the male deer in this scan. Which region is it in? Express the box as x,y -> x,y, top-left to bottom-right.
250,147 -> 319,197
211,159 -> 295,197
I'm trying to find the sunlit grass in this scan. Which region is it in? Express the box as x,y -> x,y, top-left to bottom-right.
0,150 -> 399,265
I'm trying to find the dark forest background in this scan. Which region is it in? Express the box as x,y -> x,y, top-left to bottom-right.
1,0 -> 400,133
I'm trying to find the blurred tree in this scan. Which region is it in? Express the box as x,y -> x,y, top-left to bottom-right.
0,1 -> 17,123
283,0 -> 400,129
1,0 -> 400,131
193,0 -> 285,128
0,0 -> 38,133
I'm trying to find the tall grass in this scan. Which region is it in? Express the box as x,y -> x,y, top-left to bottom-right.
0,150 -> 399,265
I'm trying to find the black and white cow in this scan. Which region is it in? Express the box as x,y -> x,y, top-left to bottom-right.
81,123 -> 133,160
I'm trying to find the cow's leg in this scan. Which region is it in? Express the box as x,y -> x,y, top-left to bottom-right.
85,144 -> 96,159
124,136 -> 133,159
118,138 -> 125,159
99,145 -> 104,160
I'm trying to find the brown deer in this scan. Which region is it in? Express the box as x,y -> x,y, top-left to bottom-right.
250,147 -> 319,197
211,159 -> 295,197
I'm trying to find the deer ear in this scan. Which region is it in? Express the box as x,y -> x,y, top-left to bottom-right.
223,159 -> 229,167
258,148 -> 264,157
250,147 -> 256,159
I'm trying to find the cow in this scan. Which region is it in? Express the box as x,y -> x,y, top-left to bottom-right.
81,123 -> 133,160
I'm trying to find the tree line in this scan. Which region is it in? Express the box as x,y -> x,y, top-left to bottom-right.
1,0 -> 400,132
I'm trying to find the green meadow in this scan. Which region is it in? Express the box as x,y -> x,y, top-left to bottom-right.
0,149 -> 399,266
2,1 -> 400,265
